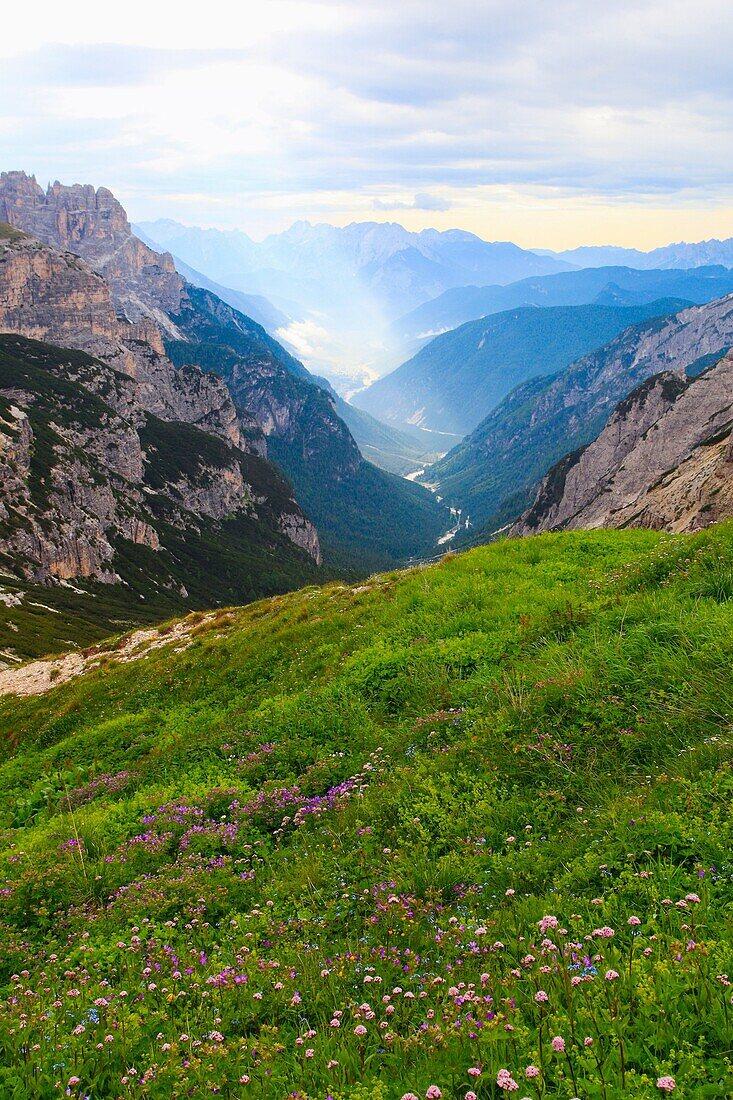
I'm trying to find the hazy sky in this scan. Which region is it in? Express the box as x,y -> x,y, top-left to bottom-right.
2,0 -> 732,247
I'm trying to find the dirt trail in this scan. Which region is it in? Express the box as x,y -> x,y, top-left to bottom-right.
0,614 -> 215,698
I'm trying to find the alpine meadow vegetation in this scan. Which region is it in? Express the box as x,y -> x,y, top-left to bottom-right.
1,527 -> 732,1098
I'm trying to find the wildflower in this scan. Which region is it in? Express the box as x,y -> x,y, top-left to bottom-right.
525,1065 -> 540,1078
583,1037 -> 593,1046
551,1036 -> 566,1052
466,1093 -> 478,1100
426,1089 -> 442,1100
68,1080 -> 80,1089
605,969 -> 620,981
534,990 -> 549,1003
305,1048 -> 315,1058
496,1069 -> 519,1090
538,915 -> 559,934
657,1077 -> 676,1093
354,1024 -> 367,1036
467,1066 -> 481,1077
628,916 -> 641,926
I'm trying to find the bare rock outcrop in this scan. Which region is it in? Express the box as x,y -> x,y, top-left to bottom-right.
514,351 -> 733,536
0,172 -> 186,329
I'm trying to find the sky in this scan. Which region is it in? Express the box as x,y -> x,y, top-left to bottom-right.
2,0 -> 732,248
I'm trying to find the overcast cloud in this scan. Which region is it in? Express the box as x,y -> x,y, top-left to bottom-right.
1,0 -> 732,245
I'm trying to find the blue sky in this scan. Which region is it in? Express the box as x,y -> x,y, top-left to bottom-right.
2,0 -> 732,246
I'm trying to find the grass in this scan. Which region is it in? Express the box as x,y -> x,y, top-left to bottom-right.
0,526 -> 732,1097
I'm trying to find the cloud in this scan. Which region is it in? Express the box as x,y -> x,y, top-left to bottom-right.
1,0 -> 732,242
373,192 -> 451,211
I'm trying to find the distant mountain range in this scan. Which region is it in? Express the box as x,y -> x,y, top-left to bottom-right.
137,219 -> 572,320
352,299 -> 689,436
394,265 -> 733,352
137,219 -> 574,385
537,237 -> 733,270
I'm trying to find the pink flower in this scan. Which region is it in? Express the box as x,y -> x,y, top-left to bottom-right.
534,990 -> 549,1003
551,1036 -> 566,1052
657,1077 -> 676,1092
466,1093 -> 478,1100
583,1037 -> 593,1047
605,969 -> 620,981
628,915 -> 641,926
354,1024 -> 367,1036
68,1080 -> 80,1089
537,914 -> 559,934
525,1065 -> 540,1078
426,1089 -> 442,1100
305,1048 -> 314,1058
467,1066 -> 481,1076
496,1069 -> 519,1090
400,1094 -> 418,1100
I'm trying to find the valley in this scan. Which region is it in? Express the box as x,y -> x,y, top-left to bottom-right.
3,132 -> 733,1099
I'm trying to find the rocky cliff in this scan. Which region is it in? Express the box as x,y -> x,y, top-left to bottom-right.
513,351 -> 733,536
0,220 -> 261,452
0,333 -> 321,588
0,171 -> 186,329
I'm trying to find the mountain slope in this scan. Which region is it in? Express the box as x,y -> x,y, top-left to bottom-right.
0,333 -> 323,662
514,351 -> 733,536
133,225 -> 290,334
0,526 -> 732,1096
395,264 -> 733,352
164,286 -> 449,570
0,172 -> 447,572
355,300 -> 688,436
330,395 -> 453,475
426,294 -> 733,531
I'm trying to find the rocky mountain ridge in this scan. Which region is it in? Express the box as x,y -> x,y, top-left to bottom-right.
0,216 -> 321,608
513,351 -> 733,536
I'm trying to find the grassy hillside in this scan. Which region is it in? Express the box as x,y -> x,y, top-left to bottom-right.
1,527 -> 733,1097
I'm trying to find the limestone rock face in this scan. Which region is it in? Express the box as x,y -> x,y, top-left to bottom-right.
0,333 -> 320,584
514,351 -> 733,536
0,172 -> 186,328
0,224 -> 260,452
